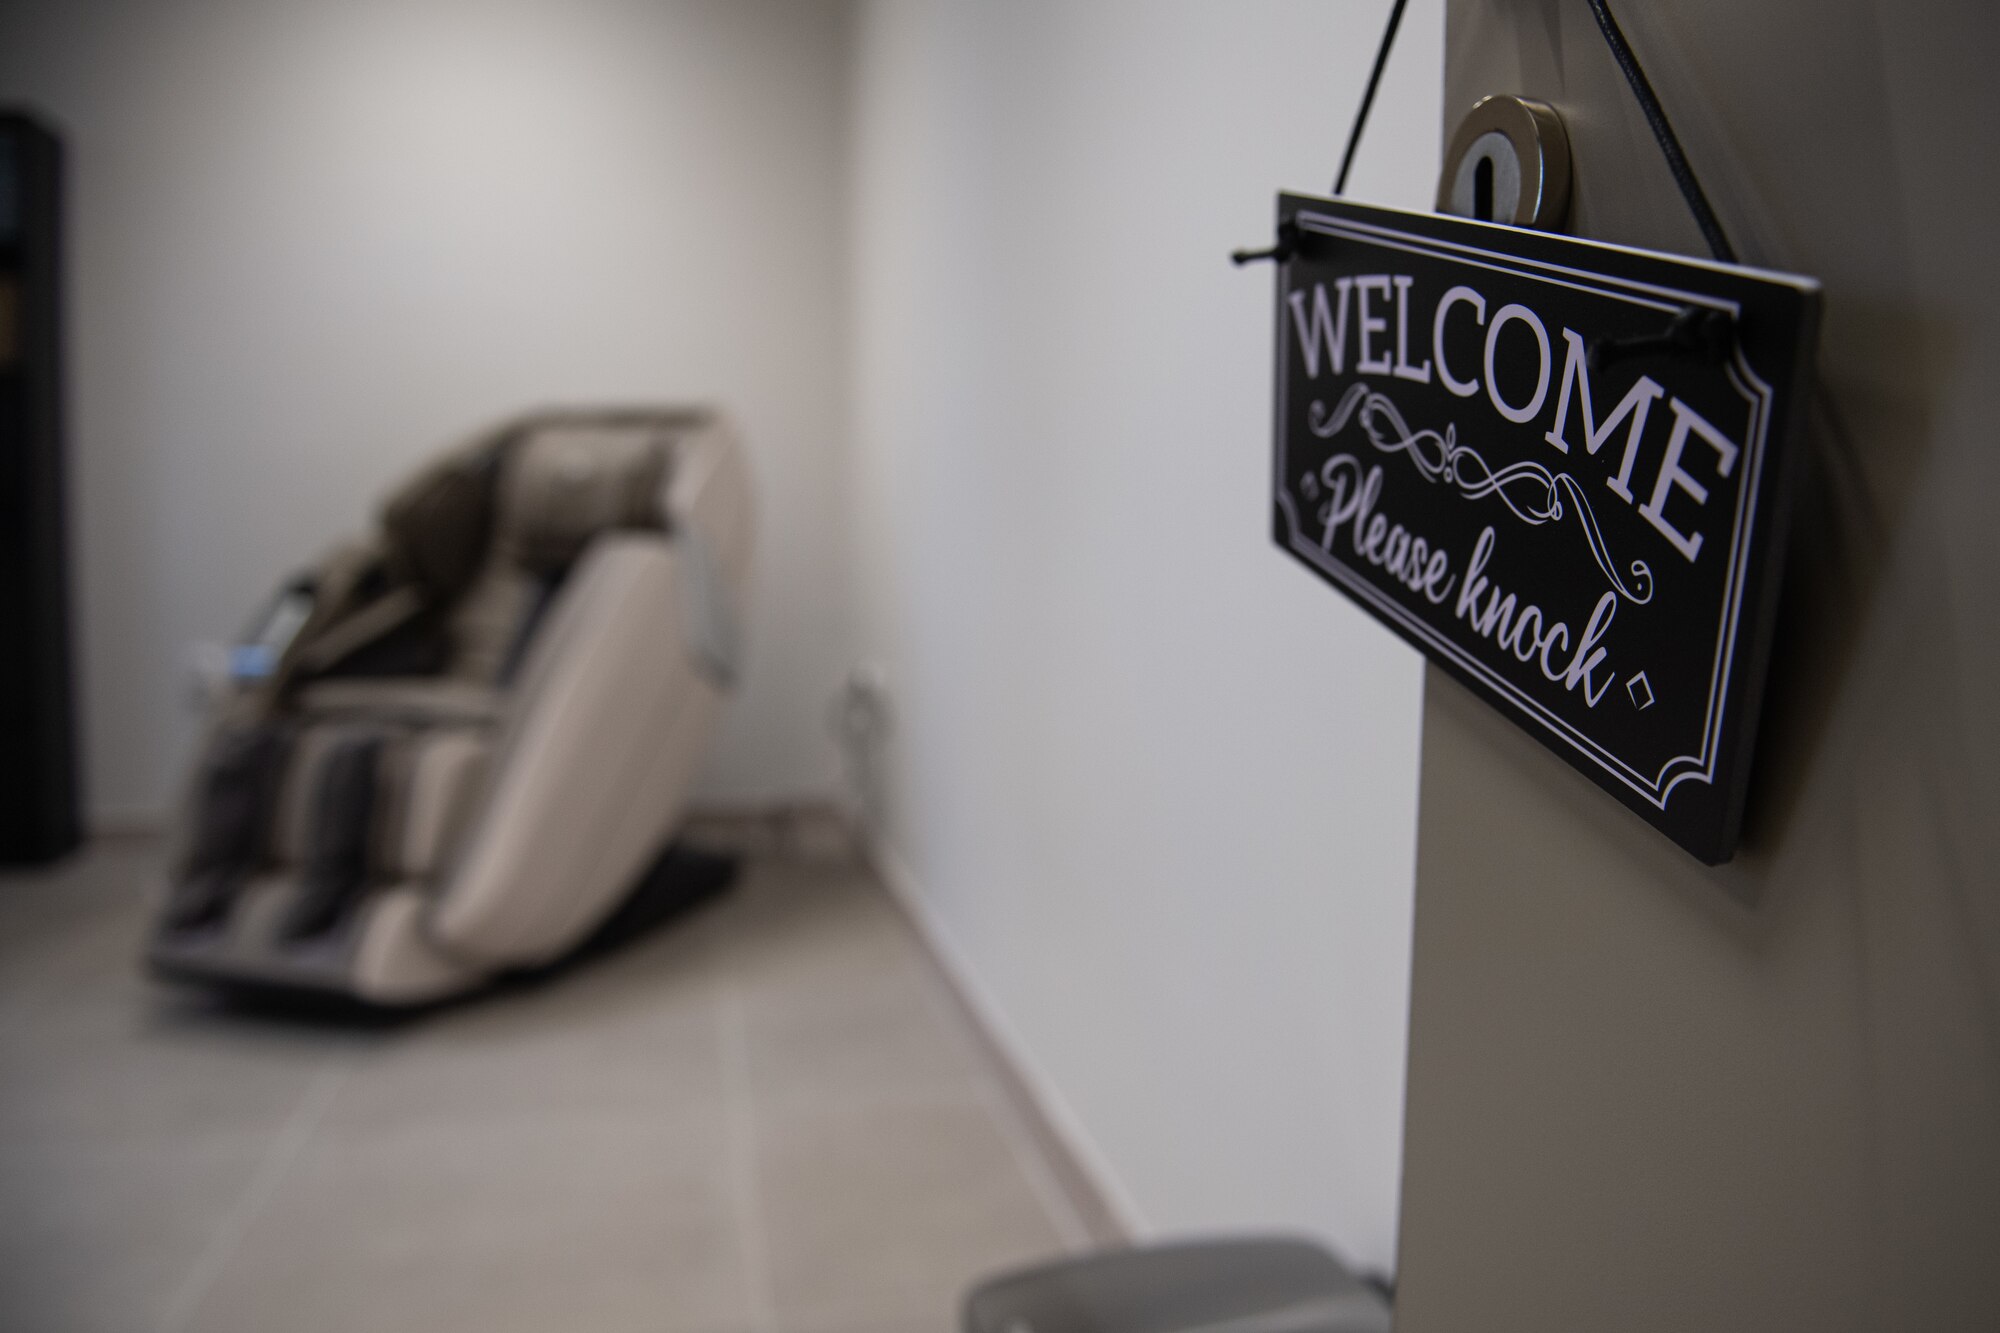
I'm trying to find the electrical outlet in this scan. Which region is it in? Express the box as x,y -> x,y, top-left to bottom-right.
833,662 -> 894,831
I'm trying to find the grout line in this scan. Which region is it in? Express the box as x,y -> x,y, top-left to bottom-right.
752,1078 -> 987,1114
716,983 -> 779,1333
158,1061 -> 347,1333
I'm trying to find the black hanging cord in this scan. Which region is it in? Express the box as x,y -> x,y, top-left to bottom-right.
1584,0 -> 1737,264
1246,0 -> 1742,280
1234,0 -> 1404,262
1334,0 -> 1410,195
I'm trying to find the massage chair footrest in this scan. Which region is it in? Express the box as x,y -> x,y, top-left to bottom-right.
147,879 -> 480,1005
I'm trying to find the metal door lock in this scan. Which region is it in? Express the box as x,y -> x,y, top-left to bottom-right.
1437,95 -> 1572,229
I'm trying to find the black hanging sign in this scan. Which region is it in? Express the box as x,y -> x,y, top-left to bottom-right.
1266,195 -> 1819,863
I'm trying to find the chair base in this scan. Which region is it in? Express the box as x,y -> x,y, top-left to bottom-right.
146,839 -> 738,1008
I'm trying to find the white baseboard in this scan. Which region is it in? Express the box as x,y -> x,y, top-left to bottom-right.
858,825 -> 1148,1244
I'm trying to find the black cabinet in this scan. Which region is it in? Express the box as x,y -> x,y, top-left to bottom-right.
0,110 -> 79,864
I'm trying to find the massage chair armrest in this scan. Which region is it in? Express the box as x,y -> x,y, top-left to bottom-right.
424,532 -> 725,967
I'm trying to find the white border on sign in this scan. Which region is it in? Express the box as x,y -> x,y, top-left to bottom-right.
1275,208 -> 1776,811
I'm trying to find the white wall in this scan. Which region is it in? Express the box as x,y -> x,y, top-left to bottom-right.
0,0 -> 858,821
847,0 -> 1441,1274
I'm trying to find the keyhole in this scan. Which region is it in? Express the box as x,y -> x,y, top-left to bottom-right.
1445,130 -> 1527,223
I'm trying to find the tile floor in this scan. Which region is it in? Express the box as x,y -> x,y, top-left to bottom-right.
0,828 -> 1116,1333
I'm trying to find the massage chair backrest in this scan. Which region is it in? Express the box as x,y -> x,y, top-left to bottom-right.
441,420 -> 669,685
269,411 -> 723,699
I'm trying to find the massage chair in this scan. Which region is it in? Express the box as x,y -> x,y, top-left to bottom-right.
147,408 -> 752,1005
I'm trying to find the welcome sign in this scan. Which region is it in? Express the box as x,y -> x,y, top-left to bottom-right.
1268,195 -> 1819,863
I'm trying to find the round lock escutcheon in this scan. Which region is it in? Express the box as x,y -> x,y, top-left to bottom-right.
1437,95 -> 1572,230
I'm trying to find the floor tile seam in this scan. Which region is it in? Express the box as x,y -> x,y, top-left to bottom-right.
358,1039 -> 724,1070
747,1080 -> 995,1121
154,1058 -> 349,1333
717,980 -> 780,1333
299,1105 -> 731,1148
765,1289 -> 968,1332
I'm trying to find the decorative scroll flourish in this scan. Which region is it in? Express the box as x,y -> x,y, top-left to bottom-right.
1308,384 -> 1654,604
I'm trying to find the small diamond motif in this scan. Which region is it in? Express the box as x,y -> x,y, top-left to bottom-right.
1627,672 -> 1655,710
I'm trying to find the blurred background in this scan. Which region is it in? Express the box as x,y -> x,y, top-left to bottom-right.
12,2 -> 2000,1329
0,2 -> 1442,1330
